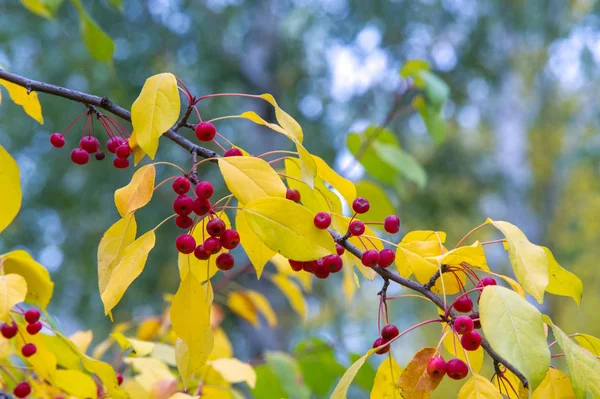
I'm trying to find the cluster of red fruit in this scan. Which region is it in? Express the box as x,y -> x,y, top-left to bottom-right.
172,177 -> 239,271
372,324 -> 400,354
195,121 -> 243,157
287,244 -> 344,279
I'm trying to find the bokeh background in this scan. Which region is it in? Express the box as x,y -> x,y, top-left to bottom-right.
1,0 -> 600,397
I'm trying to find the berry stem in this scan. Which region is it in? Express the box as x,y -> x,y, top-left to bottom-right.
153,176 -> 178,192
385,294 -> 433,303
152,214 -> 177,231
267,157 -> 289,165
257,150 -> 299,158
150,161 -> 186,174
0,364 -> 18,383
480,239 -> 507,246
213,138 -> 227,152
362,235 -> 400,249
188,157 -> 219,175
215,132 -> 235,148
194,93 -> 261,104
192,105 -> 203,122
62,111 -> 88,136
175,77 -> 193,103
455,223 -> 487,249
277,173 -> 303,184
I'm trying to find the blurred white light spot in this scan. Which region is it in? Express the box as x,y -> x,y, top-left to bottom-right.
457,105 -> 480,129
39,246 -> 63,272
356,26 -> 382,52
299,95 -> 323,120
432,40 -> 457,72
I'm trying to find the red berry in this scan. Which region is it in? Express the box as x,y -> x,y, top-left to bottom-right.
384,215 -> 400,234
95,151 -> 106,160
461,331 -> 482,351
470,313 -> 481,329
453,316 -> 474,334
216,253 -> 235,270
303,261 -> 316,273
453,296 -> 474,313
71,148 -> 89,165
107,137 -> 125,153
352,197 -> 370,214
194,245 -> 211,260
323,254 -> 343,273
24,309 -> 40,323
176,234 -> 196,254
117,373 -> 123,385
173,195 -> 194,216
21,343 -> 37,357
50,133 -> 65,148
478,277 -> 497,288
203,237 -> 222,254
381,324 -> 400,340
361,250 -> 379,267
313,259 -> 330,279
206,218 -> 226,237
286,188 -> 301,203
172,177 -> 191,194
314,212 -> 331,229
446,359 -> 468,380
224,148 -> 243,157
1,322 -> 18,339
289,260 -> 303,272
220,229 -> 240,250
175,215 -> 194,229
80,136 -> 100,153
113,157 -> 130,169
193,198 -> 211,215
13,382 -> 31,398
116,143 -> 131,158
26,321 -> 42,335
349,220 -> 365,236
195,122 -> 217,142
378,248 -> 395,268
336,244 -> 345,255
196,181 -> 214,199
372,337 -> 390,355
427,357 -> 447,378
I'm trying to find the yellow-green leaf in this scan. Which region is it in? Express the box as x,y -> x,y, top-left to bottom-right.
486,219 -> 549,303
242,197 -> 336,261
284,158 -> 332,213
55,370 -> 97,398
227,292 -> 258,326
398,348 -> 444,399
480,286 -> 550,391
111,333 -> 155,357
331,348 -> 378,399
312,155 -> 356,206
131,73 -> 181,159
70,0 -> 114,62
574,334 -> 600,355
457,374 -> 503,399
219,157 -> 286,205
69,330 -> 93,354
125,356 -> 175,391
20,0 -> 62,19
532,368 -> 576,399
0,146 -> 21,234
0,80 -> 43,124
0,250 -> 53,309
235,210 -> 275,278
245,290 -> 277,328
370,356 -> 402,398
260,94 -> 303,143
0,274 -> 27,322
544,247 -> 583,305
211,358 -> 257,388
114,164 -> 156,217
442,329 -> 483,373
98,214 -> 137,293
101,231 -> 156,315
270,275 -> 306,319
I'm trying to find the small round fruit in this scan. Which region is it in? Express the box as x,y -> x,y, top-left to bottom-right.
220,229 -> 240,250
470,312 -> 481,329
216,253 -> 235,270
286,188 -> 301,203
446,359 -> 468,380
172,177 -> 191,194
80,136 -> 100,153
289,260 -> 303,272
203,237 -> 222,255
175,215 -> 194,229
21,343 -> 37,357
372,337 -> 390,355
195,122 -> 217,141
477,276 -> 497,288
461,331 -> 482,351
176,234 -> 196,254
352,197 -> 370,214
349,220 -> 365,236
377,248 -> 395,268
95,151 -> 106,160
336,244 -> 345,255
223,148 -> 243,157
117,373 -> 124,385
194,245 -> 211,260
381,324 -> 400,340
193,198 -> 211,215
314,212 -> 331,229
361,250 -> 379,267
173,195 -> 194,216
71,148 -> 89,165
196,181 -> 214,199
453,296 -> 474,313
50,133 -> 65,148
26,321 -> 43,335
384,215 -> 400,234
24,309 -> 40,323
302,261 -> 316,273
107,137 -> 125,153
427,357 -> 447,378
206,218 -> 226,237
113,157 -> 130,169
453,316 -> 474,335
13,382 -> 31,398
313,259 -> 330,279
116,143 -> 132,158
1,322 -> 18,339
323,254 -> 343,273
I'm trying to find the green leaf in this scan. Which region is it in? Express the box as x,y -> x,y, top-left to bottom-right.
355,180 -> 396,228
294,338 -> 345,397
346,126 -> 401,185
480,286 -> 550,391
420,71 -> 450,109
348,352 -> 377,392
400,59 -> 430,81
70,0 -> 115,62
264,351 -> 311,399
574,334 -> 600,355
251,365 -> 288,399
372,141 -> 427,189
415,99 -> 446,145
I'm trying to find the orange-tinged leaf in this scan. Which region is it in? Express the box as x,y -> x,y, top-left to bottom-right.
235,210 -> 275,278
137,317 -> 162,341
114,164 -> 156,217
0,274 -> 27,322
544,247 -> 583,305
312,155 -> 356,206
227,292 -> 258,326
211,358 -> 257,388
270,275 -> 306,319
532,368 -> 575,399
442,328 -> 484,373
0,145 -> 21,234
0,250 -> 53,309
398,348 -> 444,399
98,214 -> 137,293
0,79 -> 43,124
245,290 -> 277,328
458,374 -> 502,399
331,348 -> 379,398
370,356 -> 402,398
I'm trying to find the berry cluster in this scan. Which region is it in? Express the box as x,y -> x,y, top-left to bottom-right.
194,120 -> 243,157
287,253 -> 344,279
372,324 -> 400,354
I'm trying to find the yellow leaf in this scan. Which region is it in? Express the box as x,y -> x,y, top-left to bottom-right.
209,328 -> 233,360
342,260 -> 358,301
0,145 -> 21,234
0,274 -> 27,321
114,164 -> 156,217
260,94 -> 304,142
0,79 -> 43,124
235,210 -> 275,278
170,274 -> 213,387
270,254 -> 313,292
129,131 -> 147,166
486,219 -> 549,303
227,291 -> 259,326
16,330 -> 57,382
137,317 -> 162,341
284,158 -> 331,213
111,333 -> 155,357
442,328 -> 483,373
242,197 -> 336,261
131,73 -> 181,159
211,358 -> 257,388
544,247 -> 583,305
430,241 -> 488,270
270,275 -> 306,319
457,374 -> 503,399
218,157 -> 286,205
55,370 -> 98,399
312,155 -> 356,206
20,0 -> 57,19
69,330 -> 93,354
331,348 -> 378,398
98,214 -> 137,293
0,250 -> 53,309
169,394 -> 199,399
574,334 -> 600,355
493,368 -> 528,398
125,356 -> 175,391
398,348 -> 444,399
532,368 -> 576,399
402,230 -> 447,243
370,356 -> 402,398
101,231 -> 156,315
487,271 -> 526,298
245,290 -> 277,328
